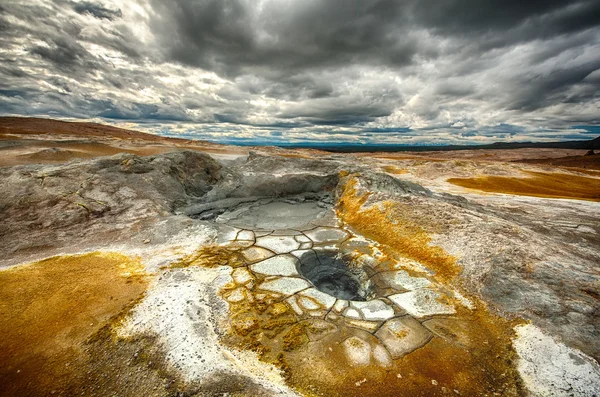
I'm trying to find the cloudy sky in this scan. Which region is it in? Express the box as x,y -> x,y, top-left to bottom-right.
1,0 -> 599,146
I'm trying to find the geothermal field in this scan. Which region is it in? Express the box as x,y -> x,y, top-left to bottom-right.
0,117 -> 599,397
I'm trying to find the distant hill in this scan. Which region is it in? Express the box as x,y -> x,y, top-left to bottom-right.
0,116 -> 202,144
518,153 -> 600,170
281,136 -> 600,152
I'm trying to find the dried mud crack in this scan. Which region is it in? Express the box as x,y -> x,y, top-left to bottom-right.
169,195 -> 526,397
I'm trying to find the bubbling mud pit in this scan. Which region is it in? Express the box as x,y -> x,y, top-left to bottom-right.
297,250 -> 372,301
169,192 -> 527,396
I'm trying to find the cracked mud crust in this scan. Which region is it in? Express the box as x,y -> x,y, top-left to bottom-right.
173,205 -> 526,396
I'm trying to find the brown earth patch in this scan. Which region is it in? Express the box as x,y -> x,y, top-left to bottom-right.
382,165 -> 409,174
0,252 -> 148,397
448,171 -> 600,202
276,152 -> 316,159
373,154 -> 448,162
0,117 -> 186,143
559,167 -> 600,177
0,116 -> 250,167
517,153 -> 600,170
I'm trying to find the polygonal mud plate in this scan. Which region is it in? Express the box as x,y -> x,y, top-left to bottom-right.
255,236 -> 301,254
375,317 -> 433,359
249,255 -> 300,276
304,227 -> 350,245
236,230 -> 255,241
242,246 -> 275,263
351,299 -> 396,321
388,289 -> 456,318
258,277 -> 311,296
297,288 -> 336,310
301,319 -> 338,342
422,318 -> 474,347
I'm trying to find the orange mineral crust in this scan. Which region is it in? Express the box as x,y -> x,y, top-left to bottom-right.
0,253 -> 148,397
448,171 -> 600,201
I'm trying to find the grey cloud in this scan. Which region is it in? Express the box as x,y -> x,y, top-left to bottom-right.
150,0 -> 420,77
96,102 -> 191,122
30,36 -> 93,68
434,81 -> 476,98
278,100 -> 394,126
507,61 -> 600,111
235,74 -> 335,101
149,0 -> 600,79
0,0 -> 599,142
72,1 -> 122,20
411,0 -> 600,45
0,64 -> 28,78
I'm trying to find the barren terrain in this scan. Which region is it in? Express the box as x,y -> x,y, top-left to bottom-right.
1,117 -> 599,397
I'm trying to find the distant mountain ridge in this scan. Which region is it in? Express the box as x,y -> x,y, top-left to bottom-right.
281,136 -> 600,152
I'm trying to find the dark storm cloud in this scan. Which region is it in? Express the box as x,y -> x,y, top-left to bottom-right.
0,0 -> 599,143
150,0 -> 418,76
235,74 -> 334,101
1,1 -> 139,65
0,64 -> 28,78
412,0 -> 563,34
410,0 -> 600,47
507,59 -> 600,111
97,102 -> 191,122
278,99 -> 395,126
149,0 -> 600,75
72,1 -> 122,20
30,36 -> 95,69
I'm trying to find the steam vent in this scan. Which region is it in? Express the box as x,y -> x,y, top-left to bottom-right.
1,131 -> 599,397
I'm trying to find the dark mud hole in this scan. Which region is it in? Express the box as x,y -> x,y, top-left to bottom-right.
297,250 -> 370,301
